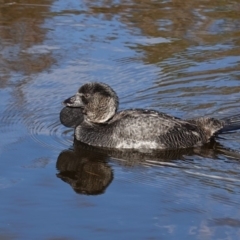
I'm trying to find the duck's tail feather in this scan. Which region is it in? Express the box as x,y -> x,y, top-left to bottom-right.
219,114 -> 240,133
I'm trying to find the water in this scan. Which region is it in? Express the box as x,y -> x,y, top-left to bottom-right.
1,0 -> 240,239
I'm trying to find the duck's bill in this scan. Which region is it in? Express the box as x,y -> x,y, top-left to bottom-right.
63,94 -> 83,108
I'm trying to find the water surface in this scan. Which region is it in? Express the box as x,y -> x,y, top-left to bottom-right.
1,0 -> 240,239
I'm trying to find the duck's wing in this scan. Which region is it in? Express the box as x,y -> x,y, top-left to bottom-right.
111,110 -> 205,149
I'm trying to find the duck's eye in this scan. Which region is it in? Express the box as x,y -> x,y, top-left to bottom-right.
81,94 -> 90,104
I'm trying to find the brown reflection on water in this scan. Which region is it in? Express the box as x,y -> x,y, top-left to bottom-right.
1,0 -> 240,82
1,0 -> 240,78
0,0 -> 54,78
87,0 -> 240,65
0,0 -> 56,136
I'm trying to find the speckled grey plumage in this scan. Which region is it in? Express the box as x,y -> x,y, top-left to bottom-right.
62,82 -> 240,150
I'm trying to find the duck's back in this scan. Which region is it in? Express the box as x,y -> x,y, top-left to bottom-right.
75,109 -> 211,149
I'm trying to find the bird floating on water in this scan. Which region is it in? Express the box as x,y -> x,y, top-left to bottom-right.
61,82 -> 240,150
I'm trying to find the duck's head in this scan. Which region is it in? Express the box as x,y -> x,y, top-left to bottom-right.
63,82 -> 119,123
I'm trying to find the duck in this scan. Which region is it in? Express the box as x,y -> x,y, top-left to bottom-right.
62,82 -> 240,149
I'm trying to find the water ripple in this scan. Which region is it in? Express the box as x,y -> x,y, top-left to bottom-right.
24,111 -> 73,150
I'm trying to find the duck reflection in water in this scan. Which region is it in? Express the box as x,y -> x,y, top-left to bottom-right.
57,106 -> 240,195
56,141 -> 113,195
